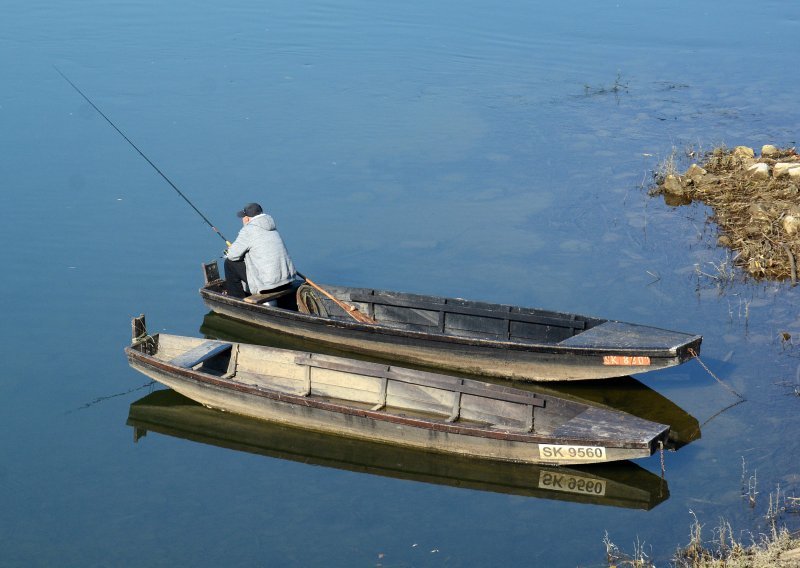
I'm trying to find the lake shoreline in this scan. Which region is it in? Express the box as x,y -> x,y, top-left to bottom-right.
652,145 -> 800,283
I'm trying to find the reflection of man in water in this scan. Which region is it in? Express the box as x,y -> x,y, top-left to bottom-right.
224,202 -> 297,299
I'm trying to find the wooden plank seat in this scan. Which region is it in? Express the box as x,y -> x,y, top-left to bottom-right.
244,286 -> 297,305
244,281 -> 300,304
347,292 -> 586,332
171,341 -> 233,369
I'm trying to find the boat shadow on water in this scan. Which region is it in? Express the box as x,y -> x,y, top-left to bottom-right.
128,389 -> 670,510
199,312 -> 701,451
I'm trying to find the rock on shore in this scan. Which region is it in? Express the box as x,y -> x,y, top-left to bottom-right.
653,144 -> 800,282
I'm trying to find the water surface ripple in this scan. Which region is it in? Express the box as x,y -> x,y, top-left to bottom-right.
2,1 -> 799,566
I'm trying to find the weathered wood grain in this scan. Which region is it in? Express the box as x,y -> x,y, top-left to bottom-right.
170,341 -> 232,369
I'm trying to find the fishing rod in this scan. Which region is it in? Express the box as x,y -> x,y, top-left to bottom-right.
54,68 -> 377,323
54,66 -> 230,245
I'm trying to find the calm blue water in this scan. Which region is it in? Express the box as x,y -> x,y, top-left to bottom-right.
3,1 -> 800,566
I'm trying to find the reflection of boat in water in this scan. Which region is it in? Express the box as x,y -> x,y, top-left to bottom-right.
127,389 -> 670,510
200,312 -> 701,450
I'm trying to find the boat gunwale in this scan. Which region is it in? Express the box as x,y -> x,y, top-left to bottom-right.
125,344 -> 667,451
199,286 -> 701,359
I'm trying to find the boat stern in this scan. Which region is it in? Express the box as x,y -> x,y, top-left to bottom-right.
542,405 -> 671,464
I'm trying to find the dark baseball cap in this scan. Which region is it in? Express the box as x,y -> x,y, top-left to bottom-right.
236,203 -> 263,218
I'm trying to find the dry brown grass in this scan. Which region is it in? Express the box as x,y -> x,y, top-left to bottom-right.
605,525 -> 800,568
651,145 -> 800,283
672,518 -> 799,567
604,494 -> 800,568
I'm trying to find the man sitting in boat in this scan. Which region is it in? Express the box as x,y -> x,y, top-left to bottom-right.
224,202 -> 297,301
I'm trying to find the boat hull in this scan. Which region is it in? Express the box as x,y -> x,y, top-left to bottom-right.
200,287 -> 700,382
127,350 -> 665,466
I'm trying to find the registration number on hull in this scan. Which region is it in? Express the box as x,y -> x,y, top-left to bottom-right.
603,355 -> 651,366
539,444 -> 607,461
538,472 -> 607,496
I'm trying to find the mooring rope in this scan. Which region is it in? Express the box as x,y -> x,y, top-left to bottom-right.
133,331 -> 150,343
67,381 -> 156,414
689,347 -> 745,400
132,331 -> 156,352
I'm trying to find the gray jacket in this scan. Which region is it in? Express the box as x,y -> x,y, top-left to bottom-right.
227,213 -> 296,293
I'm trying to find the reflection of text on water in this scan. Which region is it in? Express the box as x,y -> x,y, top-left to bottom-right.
538,472 -> 607,496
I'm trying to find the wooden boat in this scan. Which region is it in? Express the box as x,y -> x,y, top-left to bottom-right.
199,261 -> 702,382
125,315 -> 670,465
127,389 -> 670,509
199,311 -> 702,449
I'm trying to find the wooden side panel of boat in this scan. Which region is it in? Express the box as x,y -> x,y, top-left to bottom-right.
345,288 -> 594,342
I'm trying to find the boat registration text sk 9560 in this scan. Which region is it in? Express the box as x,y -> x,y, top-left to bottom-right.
539,444 -> 607,461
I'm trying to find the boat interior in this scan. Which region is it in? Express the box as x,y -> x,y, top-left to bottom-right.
144,333 -> 596,435
202,261 -> 606,343
329,285 -> 604,343
201,262 -> 700,355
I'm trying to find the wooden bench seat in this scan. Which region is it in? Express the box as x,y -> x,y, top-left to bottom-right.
244,286 -> 297,304
171,341 -> 233,369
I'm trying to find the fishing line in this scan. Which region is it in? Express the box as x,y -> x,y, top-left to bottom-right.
54,66 -> 229,244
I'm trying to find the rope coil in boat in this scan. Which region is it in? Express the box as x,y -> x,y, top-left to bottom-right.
296,284 -> 330,317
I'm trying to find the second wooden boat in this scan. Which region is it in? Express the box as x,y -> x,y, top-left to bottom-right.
126,315 -> 670,465
198,311 -> 702,450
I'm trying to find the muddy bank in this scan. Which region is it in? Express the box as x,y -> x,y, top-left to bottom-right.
651,145 -> 800,283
